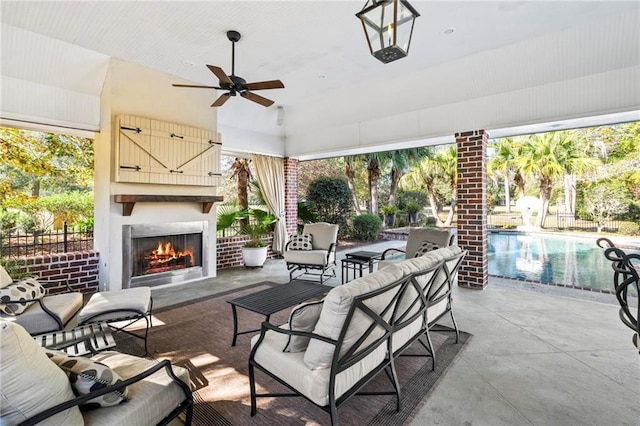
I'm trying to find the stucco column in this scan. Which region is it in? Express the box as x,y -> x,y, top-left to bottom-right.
283,157 -> 299,236
456,130 -> 488,289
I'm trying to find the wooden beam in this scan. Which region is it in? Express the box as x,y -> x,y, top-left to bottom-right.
113,195 -> 223,216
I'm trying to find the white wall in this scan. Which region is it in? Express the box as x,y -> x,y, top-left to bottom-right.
95,58 -> 219,290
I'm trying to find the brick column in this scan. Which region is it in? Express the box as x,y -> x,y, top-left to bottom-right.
456,130 -> 488,289
283,157 -> 299,235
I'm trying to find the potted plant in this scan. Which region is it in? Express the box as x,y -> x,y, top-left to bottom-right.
380,204 -> 399,228
216,204 -> 276,268
405,202 -> 422,225
239,208 -> 276,268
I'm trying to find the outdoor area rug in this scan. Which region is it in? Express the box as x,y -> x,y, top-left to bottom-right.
115,283 -> 472,426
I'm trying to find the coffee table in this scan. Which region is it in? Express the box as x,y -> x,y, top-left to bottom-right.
344,250 -> 383,273
34,322 -> 116,356
227,280 -> 330,346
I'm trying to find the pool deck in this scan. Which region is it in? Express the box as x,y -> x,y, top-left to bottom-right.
150,239 -> 639,425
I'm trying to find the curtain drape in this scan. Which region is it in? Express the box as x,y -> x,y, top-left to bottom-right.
252,154 -> 287,254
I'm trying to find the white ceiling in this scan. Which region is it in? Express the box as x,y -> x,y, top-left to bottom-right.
1,1 -> 639,159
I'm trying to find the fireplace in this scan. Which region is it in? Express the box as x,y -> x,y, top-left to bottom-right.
123,222 -> 209,288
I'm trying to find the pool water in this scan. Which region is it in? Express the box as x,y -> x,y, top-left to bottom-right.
488,232 -> 638,293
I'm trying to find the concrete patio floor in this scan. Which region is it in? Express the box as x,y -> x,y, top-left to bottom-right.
151,240 -> 640,425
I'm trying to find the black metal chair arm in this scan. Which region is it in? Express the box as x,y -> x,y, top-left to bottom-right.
381,247 -> 405,260
12,277 -> 77,293
596,237 -> 616,249
259,321 -> 338,345
18,359 -> 193,426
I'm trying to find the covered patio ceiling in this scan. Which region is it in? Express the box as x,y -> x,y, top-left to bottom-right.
1,1 -> 639,159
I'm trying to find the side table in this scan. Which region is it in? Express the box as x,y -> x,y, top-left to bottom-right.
341,258 -> 368,284
34,322 -> 116,356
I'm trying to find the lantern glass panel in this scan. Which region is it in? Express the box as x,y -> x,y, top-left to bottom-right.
395,20 -> 414,53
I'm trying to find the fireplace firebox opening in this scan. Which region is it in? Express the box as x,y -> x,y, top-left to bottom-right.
123,222 -> 209,288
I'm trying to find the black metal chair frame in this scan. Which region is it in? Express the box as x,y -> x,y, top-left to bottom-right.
285,239 -> 338,284
425,251 -> 466,345
248,262 -> 446,426
18,335 -> 193,426
599,238 -> 640,352
78,298 -> 153,356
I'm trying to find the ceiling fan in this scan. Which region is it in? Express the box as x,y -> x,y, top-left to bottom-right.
172,30 -> 284,107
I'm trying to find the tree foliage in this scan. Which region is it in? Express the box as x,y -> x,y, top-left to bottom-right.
306,177 -> 352,236
0,127 -> 93,204
351,214 -> 383,241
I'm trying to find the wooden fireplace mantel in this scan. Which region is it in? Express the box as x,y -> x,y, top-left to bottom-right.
114,194 -> 223,216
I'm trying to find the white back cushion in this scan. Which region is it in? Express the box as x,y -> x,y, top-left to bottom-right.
0,265 -> 13,288
304,265 -> 403,370
406,228 -> 454,258
0,320 -> 83,425
302,223 -> 339,250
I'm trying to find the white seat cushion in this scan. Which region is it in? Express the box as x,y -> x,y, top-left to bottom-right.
284,249 -> 330,266
84,351 -> 190,426
79,287 -> 151,324
2,292 -> 83,336
252,330 -> 386,407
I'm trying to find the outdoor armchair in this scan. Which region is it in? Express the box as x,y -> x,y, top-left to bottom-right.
380,227 -> 456,265
0,265 -> 83,336
283,222 -> 339,284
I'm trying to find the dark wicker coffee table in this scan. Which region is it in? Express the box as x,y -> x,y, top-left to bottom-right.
227,281 -> 330,346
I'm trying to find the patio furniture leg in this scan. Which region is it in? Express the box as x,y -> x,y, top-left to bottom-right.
231,305 -> 239,346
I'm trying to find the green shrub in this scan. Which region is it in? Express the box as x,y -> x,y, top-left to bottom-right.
306,177 -> 352,237
351,214 -> 382,241
404,202 -> 422,214
424,216 -> 437,226
0,210 -> 19,235
18,215 -> 38,233
396,216 -> 409,228
618,221 -> 640,236
74,216 -> 94,234
397,190 -> 428,210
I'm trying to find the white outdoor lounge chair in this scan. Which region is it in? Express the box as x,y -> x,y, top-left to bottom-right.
283,222 -> 339,284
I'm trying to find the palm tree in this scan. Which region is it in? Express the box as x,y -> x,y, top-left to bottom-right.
488,137 -> 522,212
230,158 -> 252,228
344,155 -> 362,215
516,132 -> 598,226
402,149 -> 445,226
434,146 -> 458,226
364,153 -> 386,215
387,148 -> 429,207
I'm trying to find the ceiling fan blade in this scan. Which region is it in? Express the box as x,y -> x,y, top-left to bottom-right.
244,80 -> 285,91
211,93 -> 231,107
172,84 -> 222,89
206,65 -> 233,85
242,91 -> 274,107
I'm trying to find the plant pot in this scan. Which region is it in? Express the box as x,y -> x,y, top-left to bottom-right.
242,246 -> 268,268
408,212 -> 418,224
385,214 -> 396,228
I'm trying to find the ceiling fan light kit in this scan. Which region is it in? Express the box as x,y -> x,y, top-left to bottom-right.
356,0 -> 420,64
172,30 -> 284,107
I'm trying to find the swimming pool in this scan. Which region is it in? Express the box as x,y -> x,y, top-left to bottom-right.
488,232 -> 639,293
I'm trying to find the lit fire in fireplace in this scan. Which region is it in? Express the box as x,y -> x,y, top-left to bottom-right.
142,241 -> 194,275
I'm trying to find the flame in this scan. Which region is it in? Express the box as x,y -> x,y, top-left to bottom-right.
149,242 -> 194,264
